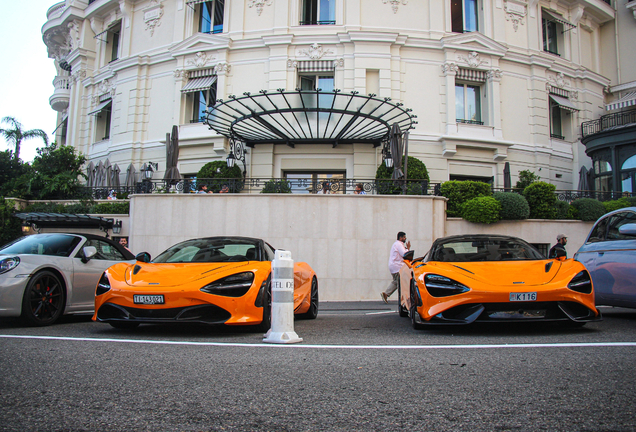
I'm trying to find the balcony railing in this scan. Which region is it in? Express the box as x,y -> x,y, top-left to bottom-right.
492,188 -> 626,203
581,110 -> 636,138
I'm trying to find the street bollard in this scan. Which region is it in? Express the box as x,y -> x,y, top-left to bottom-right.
263,250 -> 303,344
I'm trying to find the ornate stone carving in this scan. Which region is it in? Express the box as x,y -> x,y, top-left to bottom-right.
383,0 -> 408,14
143,0 -> 164,36
487,68 -> 503,81
214,62 -> 232,74
298,43 -> 334,60
44,29 -> 73,63
248,0 -> 273,16
70,69 -> 87,85
333,58 -> 344,68
547,72 -> 570,89
187,52 -> 216,68
457,51 -> 488,68
441,62 -> 458,75
67,20 -> 82,50
504,1 -> 526,32
174,69 -> 189,78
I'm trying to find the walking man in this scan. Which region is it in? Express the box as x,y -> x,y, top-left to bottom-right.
381,231 -> 411,303
548,233 -> 567,258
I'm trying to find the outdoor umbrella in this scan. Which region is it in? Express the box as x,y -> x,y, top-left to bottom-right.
504,162 -> 511,190
95,160 -> 104,187
104,159 -> 113,189
124,163 -> 137,188
112,164 -> 121,190
164,125 -> 182,184
578,166 -> 590,191
389,123 -> 404,180
86,161 -> 95,188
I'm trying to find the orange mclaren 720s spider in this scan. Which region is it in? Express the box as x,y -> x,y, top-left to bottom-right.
93,236 -> 318,330
397,235 -> 601,329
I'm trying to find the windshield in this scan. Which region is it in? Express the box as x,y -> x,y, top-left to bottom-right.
430,238 -> 544,262
153,238 -> 261,263
0,234 -> 81,257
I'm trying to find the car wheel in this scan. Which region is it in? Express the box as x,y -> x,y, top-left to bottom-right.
21,270 -> 65,327
300,277 -> 319,319
397,279 -> 408,317
109,322 -> 140,330
255,277 -> 272,332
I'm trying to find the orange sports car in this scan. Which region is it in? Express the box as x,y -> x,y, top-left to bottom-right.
93,236 -> 318,330
397,235 -> 601,329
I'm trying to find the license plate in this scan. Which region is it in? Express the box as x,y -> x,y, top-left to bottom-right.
133,295 -> 164,305
509,292 -> 537,302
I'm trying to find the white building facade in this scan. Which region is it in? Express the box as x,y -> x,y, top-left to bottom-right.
42,0 -> 633,190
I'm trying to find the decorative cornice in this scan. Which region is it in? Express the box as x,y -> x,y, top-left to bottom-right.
143,0 -> 164,36
248,0 -> 273,16
457,51 -> 488,69
298,43 -> 334,60
187,52 -> 216,68
383,0 -> 407,14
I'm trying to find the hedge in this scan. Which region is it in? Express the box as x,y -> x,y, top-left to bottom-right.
461,196 -> 502,224
569,198 -> 606,221
493,192 -> 529,220
440,180 -> 492,217
523,182 -> 556,219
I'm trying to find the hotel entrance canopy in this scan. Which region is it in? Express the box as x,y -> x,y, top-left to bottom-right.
204,89 -> 417,147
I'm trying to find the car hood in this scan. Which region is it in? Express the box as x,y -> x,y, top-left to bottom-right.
123,262 -> 253,287
424,260 -> 562,287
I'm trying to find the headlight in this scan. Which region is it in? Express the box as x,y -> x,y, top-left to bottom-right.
0,257 -> 20,275
568,270 -> 592,294
200,272 -> 255,297
425,274 -> 470,297
96,273 -> 111,296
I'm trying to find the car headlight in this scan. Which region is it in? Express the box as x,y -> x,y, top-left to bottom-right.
424,274 -> 470,297
96,273 -> 111,296
0,257 -> 20,275
568,270 -> 592,294
200,272 -> 255,297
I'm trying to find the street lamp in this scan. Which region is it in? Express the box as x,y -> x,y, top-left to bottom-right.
112,219 -> 122,235
143,162 -> 158,180
21,221 -> 31,234
227,134 -> 246,178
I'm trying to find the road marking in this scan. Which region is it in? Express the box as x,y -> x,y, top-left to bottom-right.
365,311 -> 395,315
2,334 -> 636,350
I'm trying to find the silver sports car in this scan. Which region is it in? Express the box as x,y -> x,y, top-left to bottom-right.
0,233 -> 135,326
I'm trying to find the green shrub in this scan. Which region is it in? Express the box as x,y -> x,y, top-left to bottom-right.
603,198 -> 632,213
260,179 -> 292,193
461,196 -> 501,224
0,197 -> 21,247
523,182 -> 556,219
197,161 -> 243,193
440,180 -> 492,217
570,198 -> 606,221
493,192 -> 529,220
515,170 -> 540,190
554,200 -> 571,219
375,156 -> 430,195
90,202 -> 130,214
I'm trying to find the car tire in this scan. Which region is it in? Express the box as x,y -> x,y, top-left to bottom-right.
255,277 -> 272,332
21,270 -> 66,327
397,280 -> 408,317
109,321 -> 140,330
299,277 -> 319,320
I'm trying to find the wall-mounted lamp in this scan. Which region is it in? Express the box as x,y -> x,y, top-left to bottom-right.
21,221 -> 31,234
381,137 -> 393,168
227,134 -> 246,179
112,219 -> 122,235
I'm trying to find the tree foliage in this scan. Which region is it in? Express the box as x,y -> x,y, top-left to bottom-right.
0,116 -> 49,161
523,181 -> 556,219
375,156 -> 430,195
25,143 -> 87,200
440,180 -> 492,217
197,161 -> 243,193
0,197 -> 21,246
515,169 -> 540,191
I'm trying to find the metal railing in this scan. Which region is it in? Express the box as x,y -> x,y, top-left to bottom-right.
79,178 -> 437,198
581,110 -> 636,139
492,188 -> 626,203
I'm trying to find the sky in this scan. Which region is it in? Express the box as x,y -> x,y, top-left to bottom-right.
0,0 -> 59,162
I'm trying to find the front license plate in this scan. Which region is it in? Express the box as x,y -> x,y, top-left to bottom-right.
509,292 -> 537,302
133,295 -> 165,305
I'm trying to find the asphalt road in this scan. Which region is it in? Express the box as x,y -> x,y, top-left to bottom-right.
1,302 -> 635,432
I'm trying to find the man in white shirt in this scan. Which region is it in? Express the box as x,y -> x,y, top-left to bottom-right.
381,231 -> 411,303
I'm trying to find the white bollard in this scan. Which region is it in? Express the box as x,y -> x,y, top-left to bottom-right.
263,250 -> 303,344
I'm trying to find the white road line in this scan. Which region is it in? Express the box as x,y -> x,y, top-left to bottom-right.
365,311 -> 395,315
2,334 -> 636,350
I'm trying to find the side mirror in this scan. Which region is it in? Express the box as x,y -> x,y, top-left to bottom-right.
403,250 -> 415,261
81,246 -> 97,263
619,223 -> 636,236
135,252 -> 151,263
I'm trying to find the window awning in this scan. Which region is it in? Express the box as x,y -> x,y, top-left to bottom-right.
297,60 -> 335,72
88,100 -> 112,116
550,94 -> 579,113
53,114 -> 69,134
181,75 -> 217,94
14,213 -> 115,230
186,0 -> 208,5
93,19 -> 122,40
606,91 -> 636,111
204,89 -> 418,147
543,10 -> 576,29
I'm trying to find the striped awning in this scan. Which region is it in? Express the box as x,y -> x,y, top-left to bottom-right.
181,75 -> 217,94
543,9 -> 576,29
550,94 -> 578,113
88,100 -> 112,116
186,0 -> 208,5
606,91 -> 636,112
53,114 -> 68,134
297,60 -> 335,72
456,68 -> 487,83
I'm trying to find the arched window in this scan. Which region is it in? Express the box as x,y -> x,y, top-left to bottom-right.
621,155 -> 636,194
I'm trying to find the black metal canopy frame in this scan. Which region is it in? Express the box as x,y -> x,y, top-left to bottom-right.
204,89 -> 418,148
15,213 -> 115,234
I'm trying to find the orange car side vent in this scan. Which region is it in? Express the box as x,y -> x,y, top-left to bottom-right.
452,265 -> 474,274
545,262 -> 553,273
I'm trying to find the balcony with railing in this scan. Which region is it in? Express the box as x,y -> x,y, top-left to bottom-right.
581,110 -> 636,139
49,76 -> 71,112
46,2 -> 66,20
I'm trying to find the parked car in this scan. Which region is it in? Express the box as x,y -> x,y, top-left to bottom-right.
93,236 -> 318,330
575,207 -> 636,308
398,234 -> 600,329
0,233 -> 135,326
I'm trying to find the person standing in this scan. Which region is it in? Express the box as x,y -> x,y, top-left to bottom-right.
381,231 -> 411,303
354,183 -> 367,194
548,233 -> 567,258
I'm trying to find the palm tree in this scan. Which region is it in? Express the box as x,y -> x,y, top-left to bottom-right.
0,116 -> 49,161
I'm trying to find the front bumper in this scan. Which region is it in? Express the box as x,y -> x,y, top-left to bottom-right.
95,302 -> 233,325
